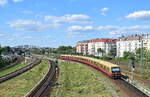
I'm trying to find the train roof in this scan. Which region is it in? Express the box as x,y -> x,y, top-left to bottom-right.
61,55 -> 119,68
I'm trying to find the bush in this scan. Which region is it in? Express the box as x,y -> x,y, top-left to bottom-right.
0,57 -> 17,68
100,56 -> 113,60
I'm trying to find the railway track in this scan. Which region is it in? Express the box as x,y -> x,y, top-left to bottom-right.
25,60 -> 59,97
62,59 -> 149,97
0,58 -> 41,84
115,78 -> 149,97
0,56 -> 24,72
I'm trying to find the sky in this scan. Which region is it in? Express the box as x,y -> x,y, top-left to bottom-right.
0,0 -> 150,47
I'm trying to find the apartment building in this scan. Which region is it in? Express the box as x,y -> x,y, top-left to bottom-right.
76,38 -> 117,56
88,39 -> 116,56
117,34 -> 150,57
76,40 -> 88,55
76,34 -> 150,57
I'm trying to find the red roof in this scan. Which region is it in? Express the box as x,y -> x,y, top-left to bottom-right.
88,38 -> 117,43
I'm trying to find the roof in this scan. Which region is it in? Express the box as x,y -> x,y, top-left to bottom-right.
117,34 -> 148,41
88,38 -> 117,43
77,38 -> 117,44
77,40 -> 89,43
61,55 -> 119,68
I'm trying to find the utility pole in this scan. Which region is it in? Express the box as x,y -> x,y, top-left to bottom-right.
140,37 -> 144,73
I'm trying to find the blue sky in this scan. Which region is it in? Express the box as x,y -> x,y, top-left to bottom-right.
0,0 -> 150,47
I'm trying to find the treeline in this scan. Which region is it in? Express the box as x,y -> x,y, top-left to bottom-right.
0,46 -> 16,68
31,46 -> 76,55
123,48 -> 150,62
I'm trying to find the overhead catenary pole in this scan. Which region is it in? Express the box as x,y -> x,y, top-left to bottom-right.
140,37 -> 144,73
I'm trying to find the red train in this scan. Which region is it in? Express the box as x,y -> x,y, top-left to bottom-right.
60,55 -> 122,78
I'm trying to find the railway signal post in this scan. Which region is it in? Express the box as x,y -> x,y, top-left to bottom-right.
131,56 -> 135,72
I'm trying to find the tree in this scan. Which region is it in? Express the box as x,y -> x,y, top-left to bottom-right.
56,46 -> 76,54
108,49 -> 116,57
97,48 -> 105,56
145,50 -> 150,62
0,46 -> 11,55
123,51 -> 134,59
135,48 -> 146,58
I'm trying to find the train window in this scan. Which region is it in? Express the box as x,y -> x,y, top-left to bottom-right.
111,67 -> 120,73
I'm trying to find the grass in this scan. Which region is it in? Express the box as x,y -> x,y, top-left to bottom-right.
0,61 -> 29,77
0,60 -> 50,97
51,61 -> 123,97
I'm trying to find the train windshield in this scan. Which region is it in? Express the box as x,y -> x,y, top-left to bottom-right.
111,67 -> 120,73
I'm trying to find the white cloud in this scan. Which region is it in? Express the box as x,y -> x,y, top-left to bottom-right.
67,25 -> 150,37
0,0 -> 23,6
67,25 -> 96,38
12,0 -> 23,2
126,10 -> 150,21
100,7 -> 109,16
67,25 -> 96,33
98,25 -> 119,31
67,31 -> 88,38
7,20 -> 51,32
0,0 -> 7,6
98,25 -> 150,35
45,14 -> 92,26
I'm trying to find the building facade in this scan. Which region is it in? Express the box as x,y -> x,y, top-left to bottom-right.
76,38 -> 117,56
76,40 -> 88,55
76,34 -> 150,57
117,34 -> 150,57
88,39 -> 116,56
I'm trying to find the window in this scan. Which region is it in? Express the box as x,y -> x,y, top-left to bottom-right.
111,67 -> 120,73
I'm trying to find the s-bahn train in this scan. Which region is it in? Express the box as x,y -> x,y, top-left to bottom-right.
60,55 -> 122,78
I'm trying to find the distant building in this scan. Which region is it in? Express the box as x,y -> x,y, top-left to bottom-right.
76,38 -> 117,56
88,38 -> 117,56
76,40 -> 88,55
117,34 -> 150,57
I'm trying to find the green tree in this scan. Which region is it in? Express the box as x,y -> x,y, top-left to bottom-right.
145,50 -> 150,62
135,48 -> 146,58
108,49 -> 116,57
123,51 -> 134,59
57,46 -> 76,54
97,48 -> 105,56
0,46 -> 11,55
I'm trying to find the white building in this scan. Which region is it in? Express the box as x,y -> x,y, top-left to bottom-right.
88,38 -> 116,56
117,34 -> 150,57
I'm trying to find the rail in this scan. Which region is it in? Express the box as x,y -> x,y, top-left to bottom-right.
0,58 -> 41,84
25,60 -> 59,97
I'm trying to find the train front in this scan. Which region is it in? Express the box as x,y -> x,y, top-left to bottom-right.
111,67 -> 122,78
